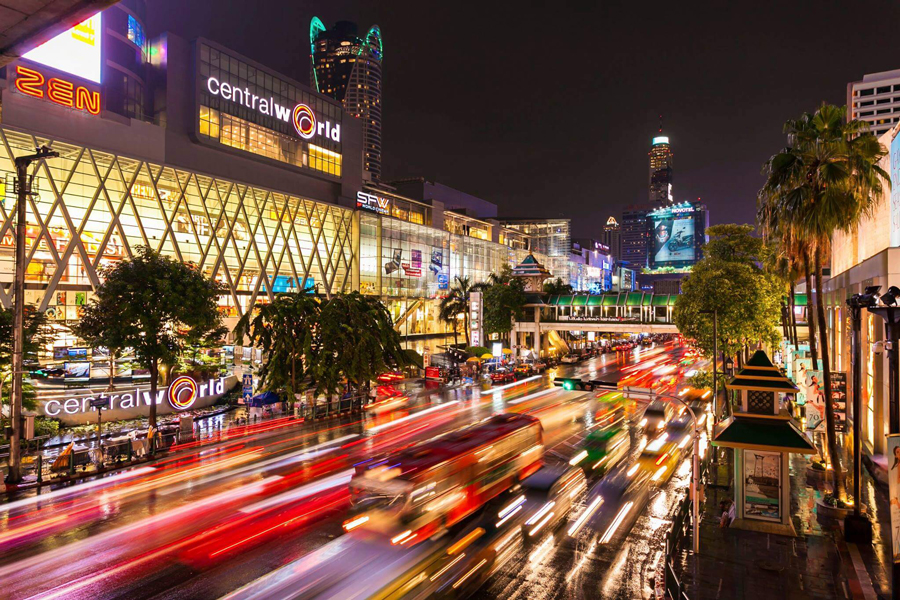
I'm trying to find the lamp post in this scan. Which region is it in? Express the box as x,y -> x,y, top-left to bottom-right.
5,146 -> 58,487
844,287 -> 881,544
700,309 -> 719,418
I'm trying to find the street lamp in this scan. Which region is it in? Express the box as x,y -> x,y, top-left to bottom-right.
844,286 -> 880,544
5,146 -> 58,487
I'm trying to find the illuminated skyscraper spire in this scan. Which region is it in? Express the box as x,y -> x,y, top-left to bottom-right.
649,117 -> 673,204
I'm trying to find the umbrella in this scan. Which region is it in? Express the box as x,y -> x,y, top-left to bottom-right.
466,356 -> 481,363
480,353 -> 493,360
502,348 -> 513,355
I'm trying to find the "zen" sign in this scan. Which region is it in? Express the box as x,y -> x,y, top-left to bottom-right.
15,65 -> 100,115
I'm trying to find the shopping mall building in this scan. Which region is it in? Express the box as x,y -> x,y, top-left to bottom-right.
0,0 -> 612,390
822,123 -> 900,466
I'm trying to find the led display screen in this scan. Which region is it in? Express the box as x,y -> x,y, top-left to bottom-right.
23,12 -> 102,83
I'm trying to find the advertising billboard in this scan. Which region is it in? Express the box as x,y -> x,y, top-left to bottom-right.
23,12 -> 102,83
646,203 -> 705,269
891,131 -> 900,247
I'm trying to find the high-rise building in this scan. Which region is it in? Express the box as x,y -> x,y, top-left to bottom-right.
620,205 -> 653,269
310,18 -> 383,181
649,132 -> 673,204
847,69 -> 900,136
602,216 -> 621,261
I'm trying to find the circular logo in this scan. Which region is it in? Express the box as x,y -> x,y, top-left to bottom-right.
292,104 -> 316,139
168,375 -> 198,410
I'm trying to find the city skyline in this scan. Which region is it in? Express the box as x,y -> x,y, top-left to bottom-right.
144,0 -> 900,238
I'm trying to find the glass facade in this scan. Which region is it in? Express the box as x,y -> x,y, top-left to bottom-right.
0,127 -> 355,336
196,42 -> 343,177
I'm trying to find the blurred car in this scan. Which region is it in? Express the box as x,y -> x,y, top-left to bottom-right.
376,370 -> 404,384
514,363 -> 535,377
581,427 -> 628,476
640,399 -> 675,432
637,432 -> 682,485
531,360 -> 547,372
518,465 -> 587,540
561,354 -> 579,364
490,368 -> 517,384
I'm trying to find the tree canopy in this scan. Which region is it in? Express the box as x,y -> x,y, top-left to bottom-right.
673,224 -> 782,359
478,265 -> 527,339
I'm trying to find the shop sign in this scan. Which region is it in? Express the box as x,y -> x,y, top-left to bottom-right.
743,449 -> 781,522
469,291 -> 483,348
206,77 -> 340,142
891,132 -> 900,247
14,65 -> 100,115
42,376 -> 227,417
357,191 -> 391,215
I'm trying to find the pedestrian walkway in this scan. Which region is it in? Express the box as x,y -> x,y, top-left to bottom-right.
674,447 -> 889,599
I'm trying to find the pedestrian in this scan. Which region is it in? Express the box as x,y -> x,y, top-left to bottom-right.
719,499 -> 734,528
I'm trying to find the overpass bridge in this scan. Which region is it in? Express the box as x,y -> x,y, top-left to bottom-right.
510,292 -> 680,358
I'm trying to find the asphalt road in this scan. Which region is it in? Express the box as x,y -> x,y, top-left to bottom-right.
0,341 -> 700,600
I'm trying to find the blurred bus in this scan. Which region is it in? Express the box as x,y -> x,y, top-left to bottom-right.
345,413 -> 543,544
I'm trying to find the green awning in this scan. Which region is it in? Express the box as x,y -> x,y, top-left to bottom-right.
713,416 -> 816,454
547,295 -> 559,306
572,295 -> 588,307
587,295 -> 603,307
616,293 -> 627,306
668,295 -> 678,306
727,377 -> 799,392
602,294 -> 618,307
556,295 -> 573,306
791,293 -> 808,306
652,294 -> 669,306
626,292 -> 643,307
641,294 -> 653,306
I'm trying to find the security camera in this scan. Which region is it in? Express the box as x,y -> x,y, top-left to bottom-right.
873,340 -> 885,355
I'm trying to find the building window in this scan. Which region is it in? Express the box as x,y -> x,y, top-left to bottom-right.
860,88 -> 874,96
127,15 -> 144,49
309,144 -> 342,177
877,86 -> 891,94
199,106 -> 220,138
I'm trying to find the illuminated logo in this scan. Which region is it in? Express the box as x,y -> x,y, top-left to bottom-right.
206,77 -> 340,142
23,12 -> 102,83
168,375 -> 198,410
15,65 -> 100,115
292,104 -> 316,139
356,191 -> 391,215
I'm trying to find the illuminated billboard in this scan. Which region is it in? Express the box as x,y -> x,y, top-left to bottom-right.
647,203 -> 706,269
23,12 -> 102,83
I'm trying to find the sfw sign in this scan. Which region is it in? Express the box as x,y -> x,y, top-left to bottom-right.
42,376 -> 229,420
206,77 -> 340,142
357,191 -> 391,215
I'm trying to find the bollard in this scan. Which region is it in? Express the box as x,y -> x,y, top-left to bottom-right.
36,454 -> 42,484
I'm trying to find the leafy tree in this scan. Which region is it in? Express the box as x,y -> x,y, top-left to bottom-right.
83,246 -> 226,427
311,293 -> 407,397
70,300 -> 128,391
0,306 -> 54,416
235,292 -> 318,400
482,277 -> 527,341
439,276 -> 474,347
466,346 -> 491,358
543,277 -> 573,295
759,104 -> 890,498
673,224 -> 782,365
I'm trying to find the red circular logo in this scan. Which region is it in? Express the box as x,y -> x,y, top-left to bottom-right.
293,104 -> 316,139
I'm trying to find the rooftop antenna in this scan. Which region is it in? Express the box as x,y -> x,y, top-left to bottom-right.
658,114 -> 663,133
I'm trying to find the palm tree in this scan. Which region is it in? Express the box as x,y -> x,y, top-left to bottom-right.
760,103 -> 890,499
439,276 -> 474,347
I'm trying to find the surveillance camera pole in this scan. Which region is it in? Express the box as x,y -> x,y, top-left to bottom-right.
5,147 -> 58,487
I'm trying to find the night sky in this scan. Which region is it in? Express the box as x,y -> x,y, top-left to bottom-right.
147,0 -> 900,238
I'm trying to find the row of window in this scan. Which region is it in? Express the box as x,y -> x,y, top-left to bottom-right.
856,84 -> 900,96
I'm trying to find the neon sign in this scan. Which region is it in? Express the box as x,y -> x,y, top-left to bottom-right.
205,77 -> 340,142
357,191 -> 391,215
15,65 -> 100,115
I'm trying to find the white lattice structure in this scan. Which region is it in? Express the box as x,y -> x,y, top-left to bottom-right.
0,127 -> 357,323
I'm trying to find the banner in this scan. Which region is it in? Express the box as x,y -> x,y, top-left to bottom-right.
888,434 -> 900,561
831,371 -> 847,433
743,450 -> 782,522
890,131 -> 900,247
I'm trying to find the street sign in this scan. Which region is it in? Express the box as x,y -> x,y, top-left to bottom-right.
89,396 -> 110,409
242,373 -> 253,404
623,386 -> 654,400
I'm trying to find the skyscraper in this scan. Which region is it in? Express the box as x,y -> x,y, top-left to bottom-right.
649,126 -> 673,204
620,205 -> 653,269
603,216 -> 622,261
310,18 -> 383,181
847,69 -> 900,137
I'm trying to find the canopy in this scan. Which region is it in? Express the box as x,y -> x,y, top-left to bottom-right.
249,391 -> 281,407
502,348 -> 513,355
480,353 -> 494,359
713,414 -> 816,454
466,356 -> 481,363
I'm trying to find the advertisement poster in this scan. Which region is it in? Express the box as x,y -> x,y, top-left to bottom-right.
651,215 -> 695,265
384,248 -> 401,275
889,434 -> 900,561
65,362 -> 90,381
403,249 -> 422,277
744,450 -> 782,522
831,372 -> 847,432
794,358 -> 812,403
430,247 -> 443,276
804,370 -> 825,431
23,12 -> 102,83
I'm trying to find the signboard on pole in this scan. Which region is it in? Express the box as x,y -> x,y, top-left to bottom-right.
242,373 -> 253,404
831,371 -> 847,433
888,434 -> 900,561
469,291 -> 483,348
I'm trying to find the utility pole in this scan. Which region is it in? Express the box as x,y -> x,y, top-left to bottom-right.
5,146 -> 58,487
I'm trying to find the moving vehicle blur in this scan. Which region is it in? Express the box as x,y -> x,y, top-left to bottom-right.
490,368 -> 517,384
640,399 -> 675,431
518,465 -> 587,541
345,413 -> 544,544
580,427 -> 628,475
